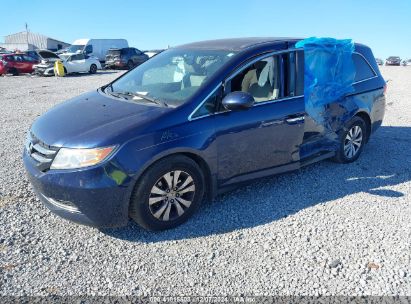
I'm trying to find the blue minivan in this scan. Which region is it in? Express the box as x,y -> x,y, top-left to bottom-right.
23,38 -> 386,230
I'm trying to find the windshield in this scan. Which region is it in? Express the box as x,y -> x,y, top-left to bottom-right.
108,49 -> 122,55
59,54 -> 70,61
67,45 -> 85,53
107,48 -> 236,107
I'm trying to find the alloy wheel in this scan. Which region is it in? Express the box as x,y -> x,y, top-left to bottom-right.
148,170 -> 196,221
344,125 -> 363,159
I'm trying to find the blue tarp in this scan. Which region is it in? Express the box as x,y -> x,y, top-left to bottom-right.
296,37 -> 356,124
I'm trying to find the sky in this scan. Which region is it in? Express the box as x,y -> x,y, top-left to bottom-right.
0,0 -> 410,59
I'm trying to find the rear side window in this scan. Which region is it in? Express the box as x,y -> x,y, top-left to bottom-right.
295,51 -> 304,96
13,55 -> 24,61
353,54 -> 376,82
22,55 -> 35,62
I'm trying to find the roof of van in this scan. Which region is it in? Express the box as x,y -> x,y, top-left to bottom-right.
175,38 -> 371,52
72,38 -> 128,45
176,37 -> 303,51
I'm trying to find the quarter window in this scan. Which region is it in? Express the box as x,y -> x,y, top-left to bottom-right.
191,88 -> 220,119
353,54 -> 376,82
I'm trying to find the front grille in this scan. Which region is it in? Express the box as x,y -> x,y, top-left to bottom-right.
26,132 -> 59,171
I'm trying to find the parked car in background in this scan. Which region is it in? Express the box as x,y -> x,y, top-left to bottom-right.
55,47 -> 69,55
375,58 -> 383,65
30,50 -> 61,76
0,53 -> 39,76
64,39 -> 128,62
105,47 -> 149,69
402,59 -> 411,66
385,56 -> 401,66
0,48 -> 11,54
59,53 -> 101,74
24,38 -> 386,231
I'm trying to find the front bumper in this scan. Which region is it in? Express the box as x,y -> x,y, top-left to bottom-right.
23,148 -> 132,228
34,64 -> 55,76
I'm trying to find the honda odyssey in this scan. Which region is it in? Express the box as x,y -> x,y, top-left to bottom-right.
23,38 -> 386,230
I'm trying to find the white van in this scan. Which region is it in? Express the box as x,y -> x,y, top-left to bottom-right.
66,39 -> 129,62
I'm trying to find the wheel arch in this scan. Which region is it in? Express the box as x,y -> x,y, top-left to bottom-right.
354,111 -> 371,142
131,149 -> 216,202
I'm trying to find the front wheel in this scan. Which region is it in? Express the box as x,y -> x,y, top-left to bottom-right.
332,116 -> 367,163
89,64 -> 97,74
129,155 -> 205,231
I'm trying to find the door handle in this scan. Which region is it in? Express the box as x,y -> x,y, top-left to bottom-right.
285,115 -> 305,124
260,120 -> 282,127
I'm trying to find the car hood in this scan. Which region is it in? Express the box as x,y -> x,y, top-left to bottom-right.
31,90 -> 169,148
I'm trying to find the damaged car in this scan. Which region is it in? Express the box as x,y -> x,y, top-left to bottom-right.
32,50 -> 61,76
58,53 -> 101,74
23,38 -> 386,230
105,47 -> 149,70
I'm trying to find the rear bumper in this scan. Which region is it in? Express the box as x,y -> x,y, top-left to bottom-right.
105,60 -> 126,68
23,149 -> 132,228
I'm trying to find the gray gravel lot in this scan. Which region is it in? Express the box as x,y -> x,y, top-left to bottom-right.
0,67 -> 410,296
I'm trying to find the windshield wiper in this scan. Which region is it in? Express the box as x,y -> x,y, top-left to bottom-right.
117,91 -> 168,107
103,85 -> 168,107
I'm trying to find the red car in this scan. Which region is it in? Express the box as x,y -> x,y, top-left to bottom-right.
0,53 -> 39,76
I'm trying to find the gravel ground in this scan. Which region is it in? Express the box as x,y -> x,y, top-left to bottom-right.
0,67 -> 410,297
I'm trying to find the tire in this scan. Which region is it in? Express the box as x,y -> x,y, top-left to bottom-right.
332,116 -> 367,163
127,60 -> 134,70
129,155 -> 205,231
89,64 -> 97,74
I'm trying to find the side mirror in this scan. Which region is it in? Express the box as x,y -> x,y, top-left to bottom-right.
222,91 -> 255,111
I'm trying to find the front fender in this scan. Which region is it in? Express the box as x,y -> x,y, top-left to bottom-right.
115,117 -> 218,197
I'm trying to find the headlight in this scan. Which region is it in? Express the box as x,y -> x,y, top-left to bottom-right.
50,146 -> 116,170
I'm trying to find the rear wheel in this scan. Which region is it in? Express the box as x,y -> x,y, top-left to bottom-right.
127,60 -> 134,70
332,116 -> 367,163
89,64 -> 97,74
129,155 -> 205,231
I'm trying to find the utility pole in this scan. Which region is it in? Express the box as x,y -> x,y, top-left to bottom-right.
25,22 -> 29,50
